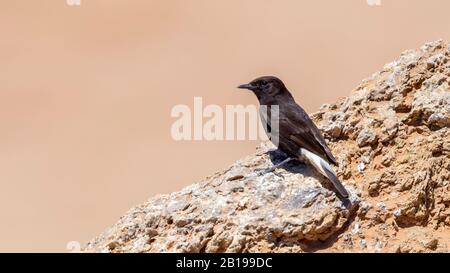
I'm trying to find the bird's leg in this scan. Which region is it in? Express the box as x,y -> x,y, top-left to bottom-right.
256,157 -> 293,176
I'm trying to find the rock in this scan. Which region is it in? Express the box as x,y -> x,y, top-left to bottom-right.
357,162 -> 365,173
84,41 -> 450,253
396,228 -> 443,253
423,238 -> 439,250
322,121 -> 343,139
408,82 -> 450,129
356,129 -> 378,147
84,148 -> 360,253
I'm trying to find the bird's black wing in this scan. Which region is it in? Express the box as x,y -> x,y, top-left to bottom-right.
280,103 -> 338,166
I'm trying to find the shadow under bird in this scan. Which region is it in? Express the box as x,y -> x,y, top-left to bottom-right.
238,76 -> 349,198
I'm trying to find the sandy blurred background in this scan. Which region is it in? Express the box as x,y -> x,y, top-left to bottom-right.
0,0 -> 449,252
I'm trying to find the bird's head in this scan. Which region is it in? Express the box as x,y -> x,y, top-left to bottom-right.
238,76 -> 287,98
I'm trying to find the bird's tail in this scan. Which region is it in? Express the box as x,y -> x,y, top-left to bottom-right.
299,148 -> 349,198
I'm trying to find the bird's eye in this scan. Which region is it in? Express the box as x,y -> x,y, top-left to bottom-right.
261,81 -> 268,86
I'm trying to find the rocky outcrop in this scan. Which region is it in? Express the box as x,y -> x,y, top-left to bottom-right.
85,40 -> 450,253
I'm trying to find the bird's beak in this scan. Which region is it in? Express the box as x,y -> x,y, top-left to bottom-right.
237,83 -> 255,91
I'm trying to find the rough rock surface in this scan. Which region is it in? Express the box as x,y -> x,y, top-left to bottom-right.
85,41 -> 450,253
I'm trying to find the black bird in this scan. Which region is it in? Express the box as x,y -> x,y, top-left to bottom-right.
238,76 -> 349,198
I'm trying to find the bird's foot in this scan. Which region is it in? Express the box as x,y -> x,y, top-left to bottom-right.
254,167 -> 273,176
254,157 -> 293,176
253,168 -> 285,179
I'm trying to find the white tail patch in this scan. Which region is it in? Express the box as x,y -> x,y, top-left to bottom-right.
299,148 -> 349,198
299,148 -> 334,176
